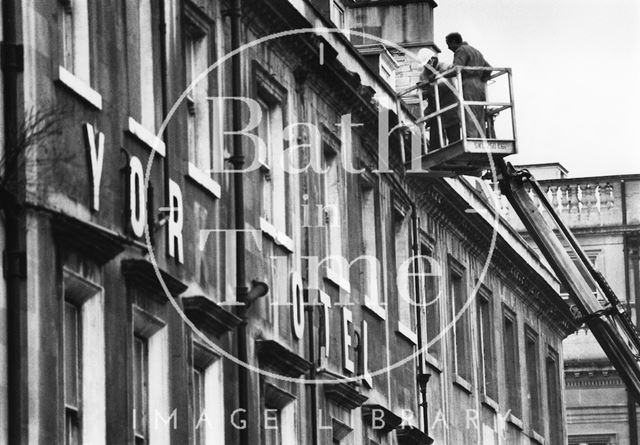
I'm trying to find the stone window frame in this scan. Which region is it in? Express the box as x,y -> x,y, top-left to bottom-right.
183,1 -> 222,198
393,198 -> 417,345
477,283 -> 498,402
419,237 -> 443,371
253,60 -> 294,253
360,172 -> 386,320
61,266 -> 105,445
502,304 -> 522,422
55,0 -> 103,110
191,339 -> 224,444
524,325 -> 543,435
449,255 -> 472,390
131,304 -> 167,445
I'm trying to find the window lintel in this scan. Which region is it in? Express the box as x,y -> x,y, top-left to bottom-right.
133,305 -> 165,339
447,254 -> 465,278
253,60 -> 287,106
183,0 -> 214,39
63,267 -> 101,306
193,340 -> 220,370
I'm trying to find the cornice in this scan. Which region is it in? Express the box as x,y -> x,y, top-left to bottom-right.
51,212 -> 126,264
412,180 -> 578,336
362,404 -> 402,434
121,259 -> 188,302
182,295 -> 242,337
256,339 -> 313,378
318,370 -> 368,410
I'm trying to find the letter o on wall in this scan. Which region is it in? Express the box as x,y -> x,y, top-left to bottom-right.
291,271 -> 305,339
129,156 -> 146,238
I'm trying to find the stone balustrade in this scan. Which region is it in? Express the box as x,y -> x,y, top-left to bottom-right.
485,178 -> 624,231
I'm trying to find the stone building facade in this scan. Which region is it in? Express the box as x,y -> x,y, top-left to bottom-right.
0,0 -> 576,444
509,164 -> 640,445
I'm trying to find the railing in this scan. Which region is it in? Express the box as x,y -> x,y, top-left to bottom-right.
487,178 -> 622,230
396,66 -> 516,152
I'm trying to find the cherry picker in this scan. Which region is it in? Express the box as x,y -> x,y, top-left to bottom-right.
399,65 -> 640,400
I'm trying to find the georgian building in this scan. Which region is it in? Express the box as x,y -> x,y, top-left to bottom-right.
0,0 -> 576,444
509,164 -> 640,445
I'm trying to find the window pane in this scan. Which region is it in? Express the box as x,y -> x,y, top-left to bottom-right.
547,352 -> 562,445
139,0 -> 156,130
64,302 -> 80,409
61,7 -> 74,71
478,295 -> 496,398
503,312 -> 521,417
257,99 -> 271,166
325,152 -> 342,274
185,30 -> 212,172
361,187 -> 380,306
193,367 -> 205,445
65,407 -> 80,445
60,0 -> 90,82
525,332 -> 541,432
186,34 -> 197,164
259,99 -> 274,224
395,216 -> 413,328
423,250 -> 441,360
451,270 -> 470,380
269,105 -> 286,234
133,336 -> 148,441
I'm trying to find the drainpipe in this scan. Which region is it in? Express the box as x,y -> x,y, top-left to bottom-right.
2,0 -> 26,442
295,71 -> 319,445
158,0 -> 170,231
621,179 -> 639,443
410,203 -> 431,438
228,1 -> 250,445
306,292 -> 318,445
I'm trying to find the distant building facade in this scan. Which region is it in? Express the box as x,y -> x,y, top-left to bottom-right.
509,164 -> 640,445
0,1 -> 576,444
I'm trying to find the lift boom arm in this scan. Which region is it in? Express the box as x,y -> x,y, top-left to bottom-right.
402,64 -> 640,397
498,161 -> 640,400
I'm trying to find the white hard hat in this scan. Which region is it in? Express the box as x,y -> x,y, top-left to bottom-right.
416,48 -> 435,66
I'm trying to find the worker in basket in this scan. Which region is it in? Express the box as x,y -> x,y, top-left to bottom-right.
420,56 -> 459,151
445,32 -> 492,140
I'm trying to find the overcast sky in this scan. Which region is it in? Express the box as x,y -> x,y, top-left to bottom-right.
435,0 -> 640,178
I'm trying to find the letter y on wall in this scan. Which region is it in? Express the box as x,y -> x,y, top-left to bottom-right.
83,123 -> 105,211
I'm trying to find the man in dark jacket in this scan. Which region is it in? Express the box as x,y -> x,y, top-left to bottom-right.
446,32 -> 492,139
420,57 -> 459,151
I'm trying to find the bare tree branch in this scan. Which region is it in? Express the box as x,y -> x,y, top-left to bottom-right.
0,103 -> 76,207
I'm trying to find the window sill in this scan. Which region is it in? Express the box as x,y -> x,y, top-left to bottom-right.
259,217 -> 294,253
186,162 -> 221,199
57,66 -> 102,110
453,375 -> 472,394
530,430 -> 545,444
424,354 -> 442,373
507,413 -> 523,430
325,268 -> 351,293
260,217 -> 277,239
127,117 -> 166,157
396,322 -> 418,345
481,394 -> 499,413
363,298 -> 386,320
275,232 -> 294,253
